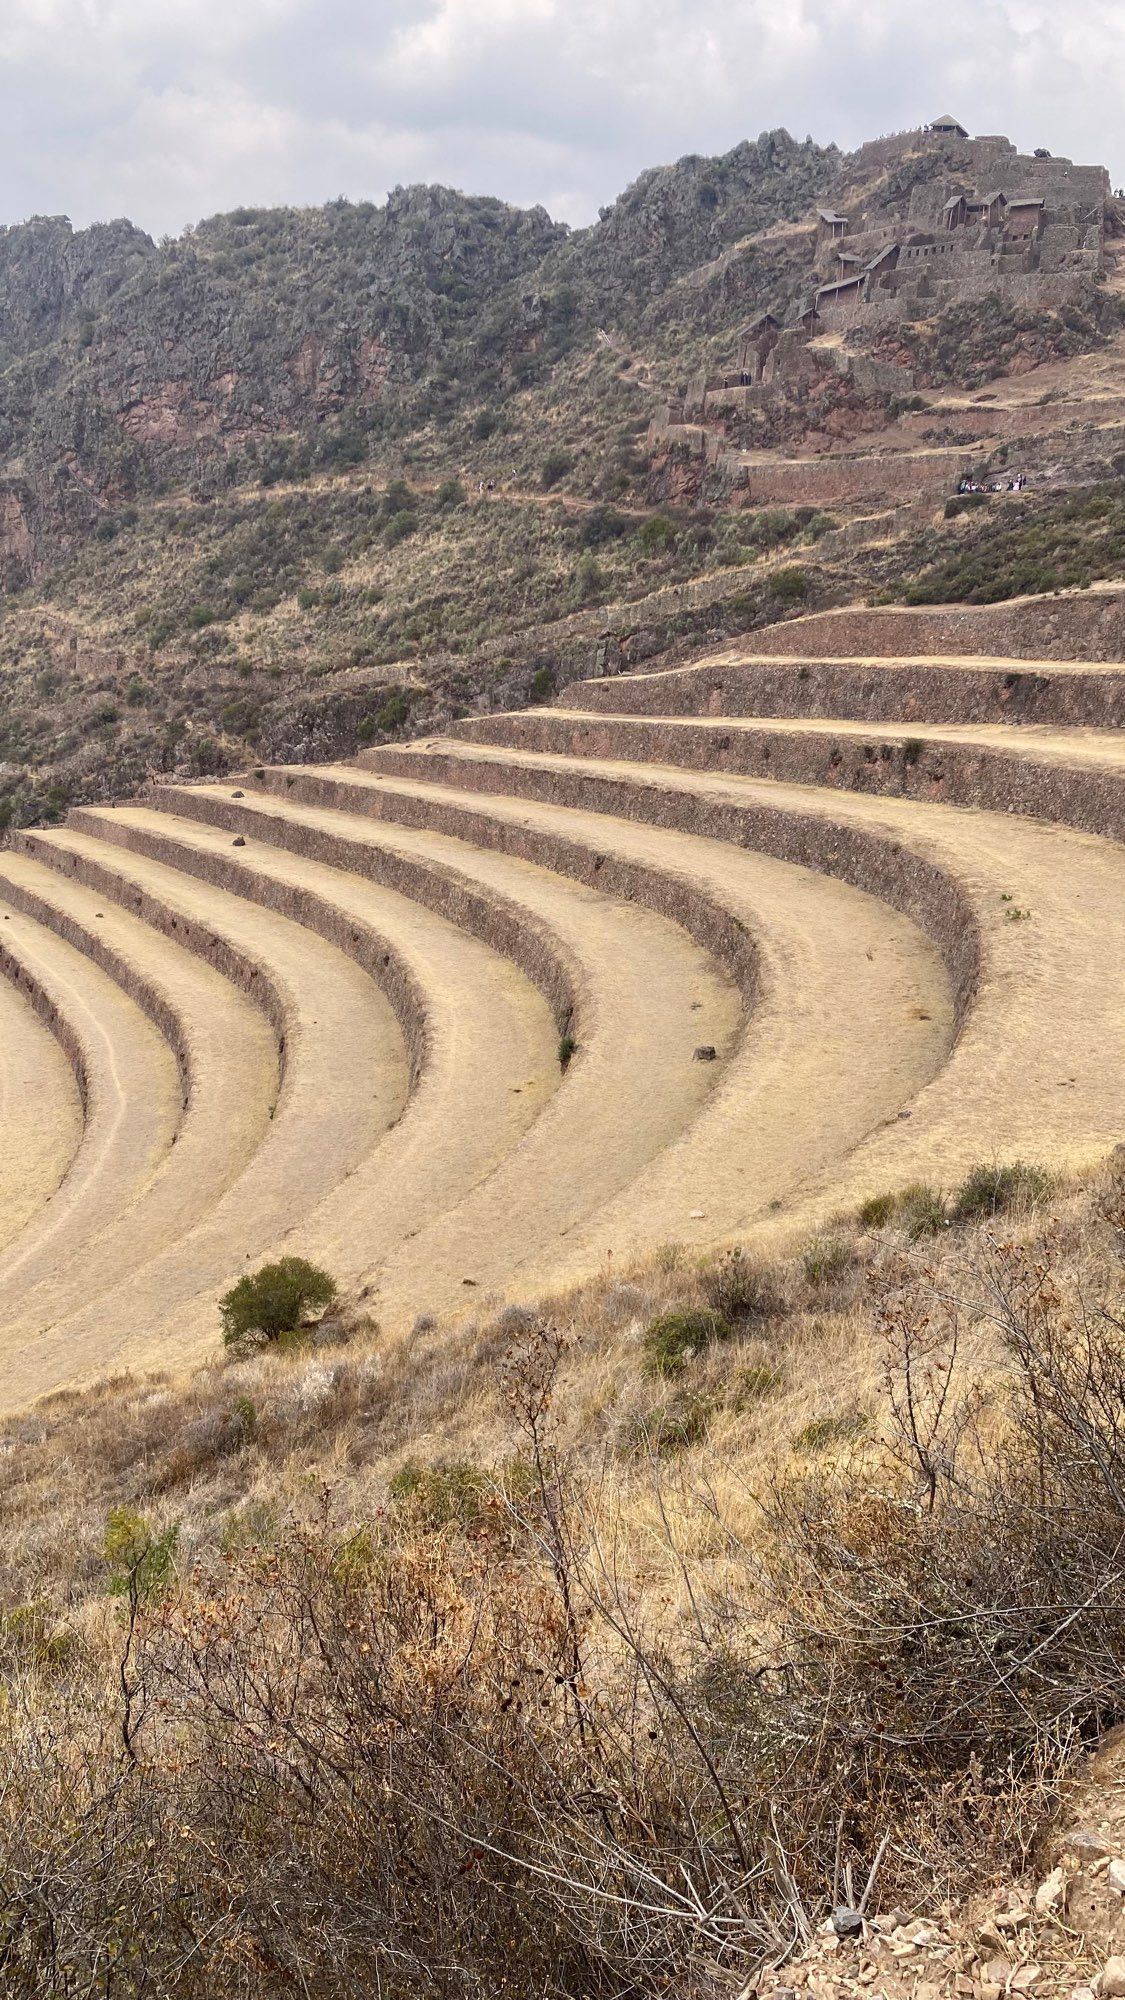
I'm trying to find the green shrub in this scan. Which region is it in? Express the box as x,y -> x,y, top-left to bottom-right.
377,688 -> 413,733
857,1191 -> 897,1228
643,1309 -> 732,1378
574,553 -> 605,602
951,1161 -> 1051,1222
103,1507 -> 179,1601
384,510 -> 418,547
558,1034 -> 577,1070
436,478 -> 466,509
541,448 -> 573,491
577,505 -> 628,548
897,1183 -> 948,1240
802,512 -> 836,541
768,566 -> 808,603
801,1236 -> 855,1287
857,1184 -> 947,1238
220,1257 -> 338,1353
636,513 -> 675,553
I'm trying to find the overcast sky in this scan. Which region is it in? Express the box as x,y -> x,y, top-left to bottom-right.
0,0 -> 1121,241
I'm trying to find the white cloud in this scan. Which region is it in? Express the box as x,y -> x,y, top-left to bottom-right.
0,0 -> 1119,238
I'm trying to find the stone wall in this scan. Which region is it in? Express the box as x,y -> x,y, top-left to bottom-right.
738,447 -> 973,505
819,265 -> 1102,329
386,735 -> 982,1035
560,654 -> 1125,728
746,592 -> 1125,661
450,708 -> 1125,876
909,149 -> 1109,227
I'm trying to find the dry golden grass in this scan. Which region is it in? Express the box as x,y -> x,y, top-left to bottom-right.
0,1147 -> 1097,1623
0,1150 -> 1122,1995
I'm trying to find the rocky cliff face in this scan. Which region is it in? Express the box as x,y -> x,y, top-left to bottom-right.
0,186 -> 570,560
0,124 -> 1110,589
0,136 -> 849,578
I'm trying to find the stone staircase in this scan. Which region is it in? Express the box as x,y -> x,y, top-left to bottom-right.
1,587 -> 1123,1409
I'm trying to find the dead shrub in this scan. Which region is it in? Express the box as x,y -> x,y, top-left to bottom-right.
701,1247 -> 785,1324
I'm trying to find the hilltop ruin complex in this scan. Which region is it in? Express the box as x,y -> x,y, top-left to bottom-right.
811,123 -> 1110,328
645,121 -> 1123,511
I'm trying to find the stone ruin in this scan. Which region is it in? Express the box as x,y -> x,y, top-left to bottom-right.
810,124 -> 1113,330
664,122 -> 1118,428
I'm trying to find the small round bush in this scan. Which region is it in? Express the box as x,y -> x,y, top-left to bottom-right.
896,1182 -> 948,1240
801,1236 -> 856,1288
951,1161 -> 1051,1222
701,1248 -> 784,1323
857,1191 -> 897,1229
220,1257 -> 338,1354
643,1309 -> 731,1378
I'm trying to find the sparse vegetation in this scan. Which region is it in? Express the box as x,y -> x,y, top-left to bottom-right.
951,1159 -> 1052,1221
0,1168 -> 1122,1995
642,1305 -> 732,1375
899,486 -> 1125,605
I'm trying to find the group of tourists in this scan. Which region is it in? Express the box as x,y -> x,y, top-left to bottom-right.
957,471 -> 1028,494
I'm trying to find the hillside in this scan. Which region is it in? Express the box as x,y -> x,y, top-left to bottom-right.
1,116 -> 1121,826
2,112 -> 1125,2000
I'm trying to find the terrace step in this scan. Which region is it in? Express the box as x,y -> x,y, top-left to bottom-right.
0,859 -> 188,1324
218,762 -> 954,1316
354,736 -> 1125,1236
0,844 -> 284,1350
139,785 -> 750,1327
0,920 -> 93,1253
452,706 -> 1125,846
745,593 -> 1125,663
561,653 -> 1125,727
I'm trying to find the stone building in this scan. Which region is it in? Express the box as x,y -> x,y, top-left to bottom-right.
737,311 -> 781,379
809,130 -> 1109,328
816,208 -> 850,244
